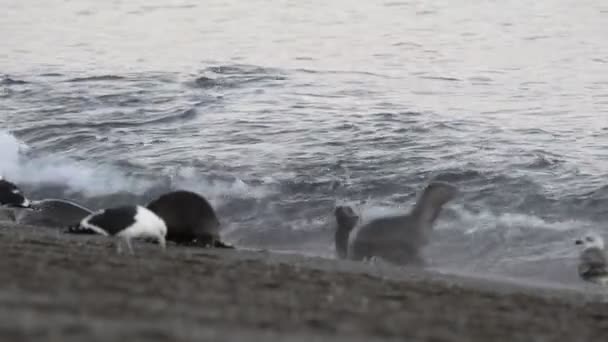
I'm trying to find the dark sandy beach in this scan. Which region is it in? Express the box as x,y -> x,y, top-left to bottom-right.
0,222 -> 607,342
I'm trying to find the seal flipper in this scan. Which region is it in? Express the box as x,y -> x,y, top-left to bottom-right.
213,239 -> 235,249
65,223 -> 97,234
188,234 -> 235,249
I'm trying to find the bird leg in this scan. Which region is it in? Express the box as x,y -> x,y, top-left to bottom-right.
158,236 -> 167,252
116,238 -> 123,254
124,237 -> 135,255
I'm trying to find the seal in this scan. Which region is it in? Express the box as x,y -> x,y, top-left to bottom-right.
0,177 -> 31,208
333,205 -> 360,259
74,205 -> 167,254
575,232 -> 608,286
15,198 -> 93,228
347,181 -> 458,266
146,190 -> 232,248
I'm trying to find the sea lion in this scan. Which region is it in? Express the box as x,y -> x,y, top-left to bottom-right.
16,198 -> 93,228
333,205 -> 360,259
146,190 -> 232,248
575,232 -> 608,285
347,181 -> 458,266
74,205 -> 167,255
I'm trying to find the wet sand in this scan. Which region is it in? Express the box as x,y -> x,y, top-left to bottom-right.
0,222 -> 607,342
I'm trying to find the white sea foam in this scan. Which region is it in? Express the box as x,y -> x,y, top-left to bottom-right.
0,130 -> 275,201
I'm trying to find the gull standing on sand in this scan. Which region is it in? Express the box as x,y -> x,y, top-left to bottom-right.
72,205 -> 167,255
575,232 -> 608,286
345,181 -> 458,266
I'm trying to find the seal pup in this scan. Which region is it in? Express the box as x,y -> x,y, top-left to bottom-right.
0,177 -> 31,208
146,190 -> 232,248
15,198 -> 93,228
333,205 -> 360,259
73,205 -> 167,254
347,181 -> 458,266
575,232 -> 608,286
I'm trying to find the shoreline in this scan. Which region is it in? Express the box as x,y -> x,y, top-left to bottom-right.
0,222 -> 607,341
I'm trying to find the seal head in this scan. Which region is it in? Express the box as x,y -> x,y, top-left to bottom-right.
334,205 -> 359,259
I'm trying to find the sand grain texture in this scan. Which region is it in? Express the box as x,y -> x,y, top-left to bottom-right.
0,222 -> 607,342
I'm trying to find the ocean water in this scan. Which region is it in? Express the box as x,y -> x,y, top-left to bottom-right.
1,0 -> 608,288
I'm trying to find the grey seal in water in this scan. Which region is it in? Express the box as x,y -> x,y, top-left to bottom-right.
0,177 -> 31,208
575,232 -> 608,286
16,198 -> 93,228
347,181 -> 458,266
74,205 -> 167,254
333,205 -> 360,259
146,190 -> 233,248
